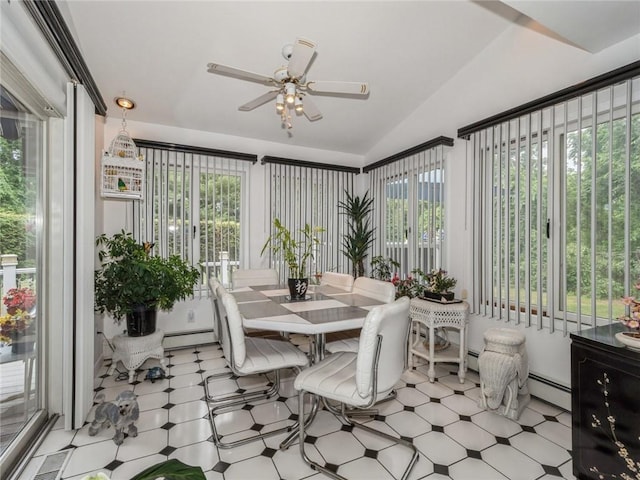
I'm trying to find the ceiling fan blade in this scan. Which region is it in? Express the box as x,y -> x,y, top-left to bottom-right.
301,96 -> 322,121
307,80 -> 369,96
207,62 -> 273,85
238,91 -> 279,111
287,38 -> 316,79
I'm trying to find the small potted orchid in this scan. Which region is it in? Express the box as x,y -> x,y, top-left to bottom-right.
619,280 -> 640,331
423,268 -> 457,302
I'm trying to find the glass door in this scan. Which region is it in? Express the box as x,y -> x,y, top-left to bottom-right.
0,86 -> 45,459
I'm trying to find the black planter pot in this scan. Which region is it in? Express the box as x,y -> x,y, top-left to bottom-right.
11,337 -> 35,354
422,290 -> 455,302
126,306 -> 157,337
288,278 -> 309,300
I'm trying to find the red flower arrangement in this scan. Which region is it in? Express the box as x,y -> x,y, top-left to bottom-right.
3,287 -> 36,315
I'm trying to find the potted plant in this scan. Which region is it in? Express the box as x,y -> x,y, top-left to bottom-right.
422,268 -> 457,302
261,218 -> 324,299
338,191 -> 375,278
1,287 -> 37,353
94,231 -> 200,336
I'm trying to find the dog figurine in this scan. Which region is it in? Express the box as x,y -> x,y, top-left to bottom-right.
88,390 -> 139,445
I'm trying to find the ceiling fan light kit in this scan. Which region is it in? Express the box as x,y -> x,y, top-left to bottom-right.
207,37 -> 369,130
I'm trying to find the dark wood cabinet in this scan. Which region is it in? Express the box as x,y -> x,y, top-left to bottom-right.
570,323 -> 640,480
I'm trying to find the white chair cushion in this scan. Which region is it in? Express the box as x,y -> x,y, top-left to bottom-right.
232,268 -> 279,288
236,337 -> 309,375
325,337 -> 359,353
320,272 -> 354,291
293,351 -> 372,406
352,276 -> 396,303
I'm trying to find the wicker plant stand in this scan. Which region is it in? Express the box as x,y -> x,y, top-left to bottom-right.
107,329 -> 165,383
408,298 -> 469,383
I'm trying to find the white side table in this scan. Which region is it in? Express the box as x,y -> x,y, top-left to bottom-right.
107,329 -> 165,383
408,298 -> 469,383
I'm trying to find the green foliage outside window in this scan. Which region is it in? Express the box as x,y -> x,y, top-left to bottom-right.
0,136 -> 36,267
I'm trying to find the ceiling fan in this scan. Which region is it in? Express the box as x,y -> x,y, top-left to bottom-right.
206,37 -> 369,129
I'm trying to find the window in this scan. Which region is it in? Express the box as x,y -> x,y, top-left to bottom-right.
263,158 -> 357,280
467,74 -> 640,332
134,142 -> 255,288
367,141 -> 449,278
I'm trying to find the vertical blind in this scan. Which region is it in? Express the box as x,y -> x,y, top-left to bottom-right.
463,68 -> 640,334
366,141 -> 450,279
134,141 -> 255,290
263,158 -> 357,282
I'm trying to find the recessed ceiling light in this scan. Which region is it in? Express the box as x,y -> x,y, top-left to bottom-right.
115,97 -> 135,110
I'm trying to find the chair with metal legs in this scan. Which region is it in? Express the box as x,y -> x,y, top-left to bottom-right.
293,296 -> 418,480
324,276 -> 396,354
204,289 -> 309,448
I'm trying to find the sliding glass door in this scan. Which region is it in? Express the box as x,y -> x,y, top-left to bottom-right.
0,85 -> 45,460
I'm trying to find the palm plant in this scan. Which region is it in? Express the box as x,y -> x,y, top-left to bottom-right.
339,190 -> 375,278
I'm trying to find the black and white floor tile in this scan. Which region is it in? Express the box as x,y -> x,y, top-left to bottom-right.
18,341 -> 575,480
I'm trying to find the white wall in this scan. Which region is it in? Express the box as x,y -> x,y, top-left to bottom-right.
97,22 -> 640,407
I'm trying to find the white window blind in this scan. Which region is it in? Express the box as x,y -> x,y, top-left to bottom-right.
263,157 -> 357,282
365,139 -> 451,279
463,66 -> 640,334
134,141 -> 255,289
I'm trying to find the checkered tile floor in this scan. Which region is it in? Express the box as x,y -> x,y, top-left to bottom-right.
19,341 -> 575,479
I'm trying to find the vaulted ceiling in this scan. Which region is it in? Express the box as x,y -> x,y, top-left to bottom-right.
58,1 -> 640,156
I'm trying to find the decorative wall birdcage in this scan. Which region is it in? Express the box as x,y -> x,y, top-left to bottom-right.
101,102 -> 145,199
108,129 -> 137,159
101,153 -> 145,199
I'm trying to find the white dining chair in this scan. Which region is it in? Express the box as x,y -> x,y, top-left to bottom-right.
293,297 -> 418,480
231,268 -> 279,288
319,271 -> 354,291
208,278 -> 222,343
204,289 -> 309,448
352,276 -> 396,303
325,276 -> 396,354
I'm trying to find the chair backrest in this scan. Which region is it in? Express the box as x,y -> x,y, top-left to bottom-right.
209,278 -> 222,341
356,296 -> 410,400
320,272 -> 354,291
216,284 -> 232,362
352,276 -> 396,303
232,268 -> 279,288
219,290 -> 247,369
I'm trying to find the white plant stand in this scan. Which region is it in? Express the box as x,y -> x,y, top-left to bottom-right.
408,298 -> 469,383
108,329 -> 165,383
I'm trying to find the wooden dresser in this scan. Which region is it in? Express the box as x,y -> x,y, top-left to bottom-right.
570,323 -> 640,479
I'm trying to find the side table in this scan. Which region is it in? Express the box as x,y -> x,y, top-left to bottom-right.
408,298 -> 469,383
107,329 -> 165,383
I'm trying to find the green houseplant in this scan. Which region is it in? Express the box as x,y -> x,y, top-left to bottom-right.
261,218 -> 324,299
94,231 -> 200,336
423,268 -> 457,301
339,191 -> 375,278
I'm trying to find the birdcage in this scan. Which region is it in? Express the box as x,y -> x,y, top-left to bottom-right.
101,153 -> 145,199
108,129 -> 137,159
100,102 -> 145,199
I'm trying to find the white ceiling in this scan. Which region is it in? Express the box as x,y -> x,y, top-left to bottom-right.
58,1 -> 640,157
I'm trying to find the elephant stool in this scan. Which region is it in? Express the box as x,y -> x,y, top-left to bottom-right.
478,327 -> 530,420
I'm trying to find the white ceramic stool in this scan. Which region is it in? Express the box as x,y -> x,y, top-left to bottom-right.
478,327 -> 530,420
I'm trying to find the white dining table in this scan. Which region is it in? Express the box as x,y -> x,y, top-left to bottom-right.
230,283 -> 384,355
